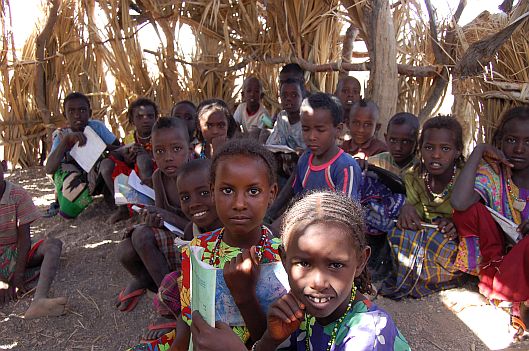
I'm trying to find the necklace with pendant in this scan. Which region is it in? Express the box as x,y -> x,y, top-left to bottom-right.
506,178 -> 529,212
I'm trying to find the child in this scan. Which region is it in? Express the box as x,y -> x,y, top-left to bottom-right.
100,97 -> 158,223
233,77 -> 272,136
188,191 -> 410,351
116,117 -> 190,312
380,115 -> 465,299
45,92 -> 120,218
369,112 -> 420,177
451,106 -> 529,336
334,76 -> 361,145
278,63 -> 306,92
171,100 -> 198,142
342,99 -> 388,161
194,99 -> 238,159
0,160 -> 66,319
170,138 -> 282,350
268,93 -> 362,220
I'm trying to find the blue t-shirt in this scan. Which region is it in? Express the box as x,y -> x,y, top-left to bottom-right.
293,149 -> 362,200
51,120 -> 117,153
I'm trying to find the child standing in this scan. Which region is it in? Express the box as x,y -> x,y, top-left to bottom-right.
451,106 -> 529,336
171,100 -> 198,142
45,92 -> 120,218
334,76 -> 362,145
194,99 -> 238,159
380,116 -> 465,299
188,191 -> 410,351
0,160 -> 66,319
369,112 -> 420,177
170,138 -> 282,350
116,117 -> 190,312
233,77 -> 272,136
342,99 -> 388,161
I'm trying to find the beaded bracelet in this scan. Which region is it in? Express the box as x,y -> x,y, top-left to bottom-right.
251,340 -> 260,351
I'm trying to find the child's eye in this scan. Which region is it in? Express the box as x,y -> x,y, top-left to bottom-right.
173,146 -> 182,152
329,262 -> 344,269
180,194 -> 190,202
248,188 -> 261,196
200,190 -> 210,196
295,261 -> 310,268
154,149 -> 164,154
221,188 -> 233,195
505,137 -> 516,144
441,146 -> 451,152
423,145 -> 433,151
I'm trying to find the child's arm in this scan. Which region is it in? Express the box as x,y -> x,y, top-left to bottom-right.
451,144 -> 512,211
267,172 -> 295,220
45,132 -> 87,174
169,316 -> 191,351
12,223 -> 31,295
223,247 -> 267,342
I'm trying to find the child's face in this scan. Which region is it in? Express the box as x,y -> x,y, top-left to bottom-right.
349,107 -> 378,145
199,110 -> 228,142
213,155 -> 277,238
500,119 -> 529,172
280,83 -> 303,115
152,128 -> 190,177
301,108 -> 340,158
385,124 -> 417,166
421,128 -> 460,176
172,104 -> 197,137
177,167 -> 219,231
132,105 -> 156,136
283,222 -> 369,325
243,79 -> 262,109
64,98 -> 91,132
336,80 -> 361,111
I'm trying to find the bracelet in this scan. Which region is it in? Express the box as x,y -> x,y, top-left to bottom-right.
251,340 -> 260,351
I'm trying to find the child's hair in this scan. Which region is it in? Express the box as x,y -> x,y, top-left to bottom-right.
63,92 -> 90,112
127,97 -> 158,123
349,99 -> 380,121
242,76 -> 263,94
493,105 -> 529,147
281,191 -> 373,295
301,92 -> 343,126
170,100 -> 197,116
177,158 -> 211,181
419,115 -> 465,169
152,116 -> 190,142
334,76 -> 361,94
280,78 -> 303,92
196,99 -> 238,141
279,64 -> 304,82
210,138 -> 277,186
387,112 -> 420,137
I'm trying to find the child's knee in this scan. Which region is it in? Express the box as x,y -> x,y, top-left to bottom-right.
117,238 -> 136,264
99,158 -> 115,175
131,226 -> 155,248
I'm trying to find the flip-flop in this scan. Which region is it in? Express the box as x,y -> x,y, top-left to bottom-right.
511,315 -> 527,340
117,288 -> 146,312
140,322 -> 178,343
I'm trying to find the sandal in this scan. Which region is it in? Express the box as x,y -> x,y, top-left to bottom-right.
511,315 -> 527,340
116,288 -> 146,312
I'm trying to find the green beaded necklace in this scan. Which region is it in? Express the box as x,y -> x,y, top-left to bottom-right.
304,284 -> 357,351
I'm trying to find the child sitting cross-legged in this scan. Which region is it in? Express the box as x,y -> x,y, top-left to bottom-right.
189,191 -> 411,351
169,138 -> 283,350
0,160 -> 66,319
116,117 -> 190,313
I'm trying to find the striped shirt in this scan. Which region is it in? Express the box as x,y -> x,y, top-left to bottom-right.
0,181 -> 41,244
293,149 -> 362,199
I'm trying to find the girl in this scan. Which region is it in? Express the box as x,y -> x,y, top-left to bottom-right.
380,115 -> 466,299
189,191 -> 410,351
170,138 -> 282,350
451,106 -> 529,337
194,99 -> 238,159
171,100 -> 198,142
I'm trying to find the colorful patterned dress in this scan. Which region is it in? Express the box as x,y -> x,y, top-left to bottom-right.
277,299 -> 410,351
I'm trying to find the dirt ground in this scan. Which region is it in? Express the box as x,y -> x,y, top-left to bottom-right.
0,167 -> 528,351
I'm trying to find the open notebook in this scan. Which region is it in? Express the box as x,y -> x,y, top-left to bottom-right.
69,126 -> 107,173
487,206 -> 521,244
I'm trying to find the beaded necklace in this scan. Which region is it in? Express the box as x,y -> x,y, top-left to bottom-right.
304,284 -> 357,351
135,131 -> 151,141
208,227 -> 269,265
424,165 -> 456,199
506,178 -> 529,212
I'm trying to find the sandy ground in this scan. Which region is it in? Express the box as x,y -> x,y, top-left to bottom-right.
0,166 -> 528,351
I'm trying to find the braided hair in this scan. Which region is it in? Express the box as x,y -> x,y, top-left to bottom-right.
281,191 -> 373,295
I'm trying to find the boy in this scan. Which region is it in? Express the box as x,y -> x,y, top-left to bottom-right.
335,76 -> 362,145
342,99 -> 388,161
116,117 -> 190,313
45,92 -> 120,218
369,112 -> 419,177
233,76 -> 271,137
0,160 -> 66,319
100,97 -> 158,223
171,100 -> 197,142
268,93 -> 362,220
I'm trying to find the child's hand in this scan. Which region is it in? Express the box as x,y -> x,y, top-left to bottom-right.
477,144 -> 513,173
433,217 -> 458,240
518,219 -> 529,237
64,132 -> 87,150
123,144 -> 139,164
210,136 -> 227,156
397,204 -> 422,231
223,246 -> 260,305
267,293 -> 305,344
190,311 -> 246,351
141,206 -> 164,228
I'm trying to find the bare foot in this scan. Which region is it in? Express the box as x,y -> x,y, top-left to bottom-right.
24,297 -> 67,319
108,206 -> 130,224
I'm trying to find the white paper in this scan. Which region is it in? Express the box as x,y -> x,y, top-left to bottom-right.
69,126 -> 106,173
265,144 -> 296,154
487,206 -> 521,243
130,205 -> 185,238
128,170 -> 155,200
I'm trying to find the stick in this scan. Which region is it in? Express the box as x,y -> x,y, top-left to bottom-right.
76,289 -> 100,316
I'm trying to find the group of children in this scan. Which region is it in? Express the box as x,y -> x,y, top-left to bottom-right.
2,62 -> 529,350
